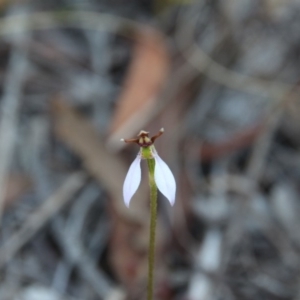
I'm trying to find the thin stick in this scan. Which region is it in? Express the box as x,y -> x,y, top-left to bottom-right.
0,14 -> 29,226
0,172 -> 86,268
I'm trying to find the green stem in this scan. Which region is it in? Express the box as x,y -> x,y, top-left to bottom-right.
147,158 -> 157,300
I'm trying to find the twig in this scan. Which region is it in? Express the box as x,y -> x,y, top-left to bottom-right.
52,218 -> 113,299
27,115 -> 115,298
247,87 -> 300,181
51,184 -> 101,294
0,12 -> 29,226
0,172 -> 86,268
187,228 -> 223,299
0,10 -> 146,39
175,4 -> 294,100
246,108 -> 282,181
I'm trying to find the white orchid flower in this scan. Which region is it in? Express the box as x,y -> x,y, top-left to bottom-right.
121,128 -> 176,207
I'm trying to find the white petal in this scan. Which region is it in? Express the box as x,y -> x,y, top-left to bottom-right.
123,155 -> 141,207
154,153 -> 176,205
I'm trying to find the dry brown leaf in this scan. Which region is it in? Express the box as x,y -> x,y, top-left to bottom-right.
3,173 -> 31,208
51,98 -> 141,219
200,124 -> 263,162
107,28 -> 170,151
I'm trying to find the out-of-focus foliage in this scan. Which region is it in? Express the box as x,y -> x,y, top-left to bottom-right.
0,1 -> 300,300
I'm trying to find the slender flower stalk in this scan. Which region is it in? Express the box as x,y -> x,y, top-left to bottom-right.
147,158 -> 157,300
121,128 -> 176,300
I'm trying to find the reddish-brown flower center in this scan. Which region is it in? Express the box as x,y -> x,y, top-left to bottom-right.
121,128 -> 164,147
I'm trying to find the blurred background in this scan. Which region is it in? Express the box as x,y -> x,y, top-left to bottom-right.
0,0 -> 300,299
